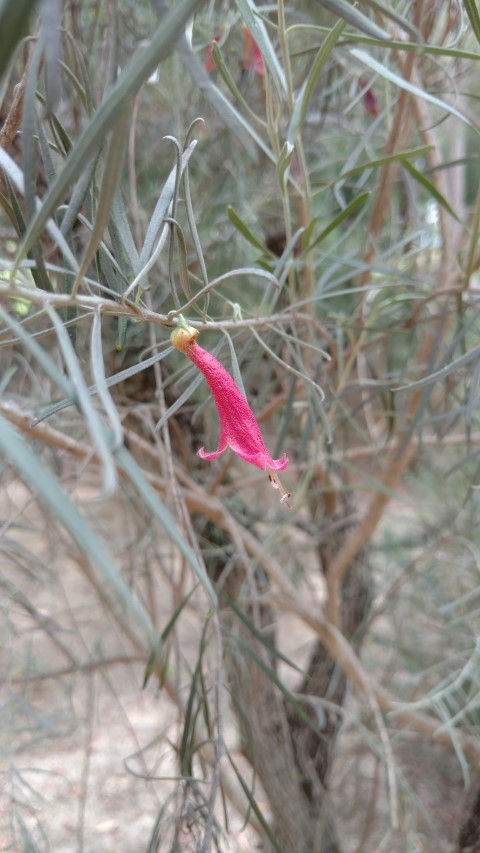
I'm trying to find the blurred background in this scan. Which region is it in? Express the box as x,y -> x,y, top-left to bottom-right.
1,1 -> 480,850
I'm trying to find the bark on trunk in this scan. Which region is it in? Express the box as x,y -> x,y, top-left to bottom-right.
205,477 -> 372,852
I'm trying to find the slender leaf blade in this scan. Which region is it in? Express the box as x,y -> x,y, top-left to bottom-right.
351,48 -> 477,131
306,192 -> 370,252
234,0 -> 287,95
14,0 -> 205,267
115,445 -> 217,608
0,415 -> 155,645
463,0 -> 480,45
319,0 -> 392,40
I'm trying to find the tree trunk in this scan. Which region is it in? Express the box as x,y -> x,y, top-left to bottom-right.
207,475 -> 372,852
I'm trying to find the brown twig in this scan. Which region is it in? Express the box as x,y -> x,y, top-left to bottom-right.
3,399 -> 480,777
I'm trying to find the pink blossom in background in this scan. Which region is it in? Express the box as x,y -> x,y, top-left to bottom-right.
203,30 -> 223,73
359,77 -> 378,116
171,322 -> 291,506
240,26 -> 265,76
202,27 -> 265,79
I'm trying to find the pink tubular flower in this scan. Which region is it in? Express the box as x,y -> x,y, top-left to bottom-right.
171,321 -> 291,506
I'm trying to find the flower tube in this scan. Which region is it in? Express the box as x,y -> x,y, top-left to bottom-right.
171,320 -> 291,506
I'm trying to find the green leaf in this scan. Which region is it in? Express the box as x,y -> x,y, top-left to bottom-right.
234,0 -> 287,95
276,140 -> 294,193
326,144 -> 434,188
210,41 -> 266,129
165,217 -> 191,301
463,0 -> 480,45
227,206 -> 273,255
305,192 -> 370,252
227,594 -> 304,674
225,749 -> 283,853
0,0 -> 37,81
288,17 -> 346,144
143,587 -> 196,688
400,157 -> 460,222
289,21 -> 480,62
351,48 -> 478,132
463,181 -> 480,289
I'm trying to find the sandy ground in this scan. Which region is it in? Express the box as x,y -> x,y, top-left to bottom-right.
1,477 -> 313,852
0,476 -> 471,852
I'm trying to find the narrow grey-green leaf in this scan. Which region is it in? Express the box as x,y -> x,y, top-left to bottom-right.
165,217 -> 191,300
400,157 -> 460,222
395,343 -> 480,391
41,0 -> 62,114
463,0 -> 480,45
288,17 -> 346,144
289,21 -> 480,61
0,305 -> 74,399
175,34 -> 259,161
21,36 -> 43,225
114,315 -> 127,352
305,192 -> 370,252
319,0 -> 391,40
32,346 -> 173,424
36,118 -> 57,186
138,140 -> 196,278
0,415 -> 155,646
14,0 -> 204,267
226,750 -> 283,853
221,331 -> 247,399
0,147 -> 79,272
182,124 -> 209,291
227,206 -> 273,255
351,48 -> 477,132
91,310 -> 124,450
175,266 -> 280,313
155,371 -> 203,431
48,306 -> 117,497
210,41 -> 266,129
234,0 -> 287,95
466,358 -> 480,428
143,587 -> 196,688
115,445 -> 217,608
328,144 -> 433,188
60,156 -> 98,237
73,106 -> 130,293
464,182 -> 480,289
276,141 -> 294,193
110,188 -> 140,274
